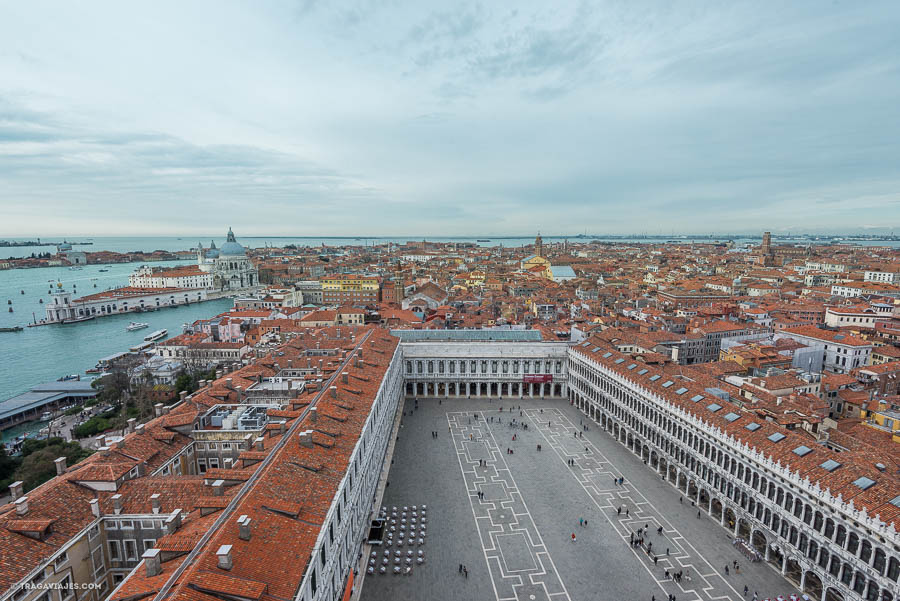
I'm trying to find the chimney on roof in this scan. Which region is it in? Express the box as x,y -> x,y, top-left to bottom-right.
216,369 -> 223,379
164,510 -> 181,534
179,391 -> 187,402
226,378 -> 233,389
216,545 -> 233,571
15,496 -> 28,516
199,379 -> 206,388
54,456 -> 67,475
330,386 -> 337,399
135,424 -> 145,435
150,493 -> 161,514
212,479 -> 225,496
299,431 -> 313,448
310,407 -> 318,423
143,548 -> 162,577
357,348 -> 363,359
237,515 -> 252,541
9,481 -> 23,501
279,420 -> 286,435
154,403 -> 164,417
235,386 -> 243,401
164,515 -> 176,535
288,359 -> 293,369
89,498 -> 100,518
98,445 -> 111,457
254,436 -> 264,451
111,493 -> 123,514
306,358 -> 311,368
342,372 -> 349,384
224,458 -> 233,470
126,418 -> 137,433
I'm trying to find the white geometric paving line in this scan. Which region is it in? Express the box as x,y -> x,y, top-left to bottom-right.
448,411 -> 572,601
524,407 -> 743,601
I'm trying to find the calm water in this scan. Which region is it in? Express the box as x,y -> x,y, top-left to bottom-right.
0,260 -> 232,402
3,235 -> 899,259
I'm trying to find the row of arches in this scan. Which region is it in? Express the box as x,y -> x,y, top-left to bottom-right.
403,380 -> 565,399
567,356 -> 899,601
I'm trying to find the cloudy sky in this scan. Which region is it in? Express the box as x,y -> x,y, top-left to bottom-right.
1,1 -> 899,237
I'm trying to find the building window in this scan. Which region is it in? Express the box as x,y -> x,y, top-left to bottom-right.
427,361 -> 433,374
481,361 -> 487,374
108,541 -> 121,561
124,540 -> 138,561
449,361 -> 455,374
59,574 -> 73,601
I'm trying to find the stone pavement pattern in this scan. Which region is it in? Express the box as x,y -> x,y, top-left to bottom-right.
360,396 -> 798,601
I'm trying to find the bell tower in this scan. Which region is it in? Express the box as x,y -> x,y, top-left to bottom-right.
535,233 -> 543,258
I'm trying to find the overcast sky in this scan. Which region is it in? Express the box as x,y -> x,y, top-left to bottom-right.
1,1 -> 899,237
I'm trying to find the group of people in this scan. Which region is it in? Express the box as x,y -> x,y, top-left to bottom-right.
724,559 -> 742,575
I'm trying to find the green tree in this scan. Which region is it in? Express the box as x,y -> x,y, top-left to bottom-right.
13,440 -> 93,492
174,372 -> 194,395
73,417 -> 111,439
0,445 -> 22,490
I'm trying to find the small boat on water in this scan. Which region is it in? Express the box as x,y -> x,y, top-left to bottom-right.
99,268 -> 109,272
69,266 -> 83,271
126,321 -> 149,332
144,329 -> 167,342
130,340 -> 155,352
477,239 -> 491,242
0,326 -> 23,332
60,315 -> 95,324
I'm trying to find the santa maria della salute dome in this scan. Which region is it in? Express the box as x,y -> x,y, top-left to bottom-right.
197,227 -> 258,291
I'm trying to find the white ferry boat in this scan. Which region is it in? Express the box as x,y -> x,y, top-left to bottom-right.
126,321 -> 149,332
144,329 -> 167,342
129,341 -> 155,352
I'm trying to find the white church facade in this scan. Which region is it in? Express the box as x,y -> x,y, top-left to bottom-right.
197,227 -> 259,291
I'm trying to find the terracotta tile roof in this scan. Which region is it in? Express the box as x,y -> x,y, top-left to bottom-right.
572,339 -> 900,527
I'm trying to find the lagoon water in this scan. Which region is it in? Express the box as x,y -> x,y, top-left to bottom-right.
0,260 -> 232,404
1,234 -> 772,258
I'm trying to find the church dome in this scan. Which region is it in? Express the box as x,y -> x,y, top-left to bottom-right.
219,228 -> 246,256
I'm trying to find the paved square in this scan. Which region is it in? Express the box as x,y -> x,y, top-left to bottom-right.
359,396 -> 798,601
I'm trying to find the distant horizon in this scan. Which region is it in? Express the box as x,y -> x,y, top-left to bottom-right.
3,230 -> 900,241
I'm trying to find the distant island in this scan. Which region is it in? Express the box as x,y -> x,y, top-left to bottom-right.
0,239 -> 93,247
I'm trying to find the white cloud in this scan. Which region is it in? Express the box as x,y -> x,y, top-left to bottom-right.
0,0 -> 898,236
